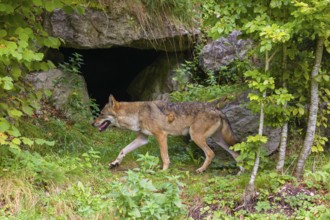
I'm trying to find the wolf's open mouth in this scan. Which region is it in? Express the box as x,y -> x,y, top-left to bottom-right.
98,120 -> 111,132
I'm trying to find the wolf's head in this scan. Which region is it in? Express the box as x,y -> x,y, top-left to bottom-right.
92,95 -> 119,132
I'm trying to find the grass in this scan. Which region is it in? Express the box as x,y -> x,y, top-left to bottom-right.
63,0 -> 198,33
1,110 -> 330,219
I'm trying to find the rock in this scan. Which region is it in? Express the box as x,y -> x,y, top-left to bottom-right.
127,53 -> 186,101
199,30 -> 252,73
44,9 -> 199,52
220,91 -> 280,155
26,69 -> 91,120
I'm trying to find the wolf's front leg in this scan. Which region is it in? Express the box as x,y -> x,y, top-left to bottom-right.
109,133 -> 148,168
154,132 -> 170,171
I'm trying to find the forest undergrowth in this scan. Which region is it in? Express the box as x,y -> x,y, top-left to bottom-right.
0,98 -> 329,219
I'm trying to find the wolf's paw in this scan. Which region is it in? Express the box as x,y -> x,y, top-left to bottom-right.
109,162 -> 119,169
195,168 -> 205,173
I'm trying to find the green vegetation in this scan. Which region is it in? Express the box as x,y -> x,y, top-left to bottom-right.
1,0 -> 330,219
2,115 -> 330,219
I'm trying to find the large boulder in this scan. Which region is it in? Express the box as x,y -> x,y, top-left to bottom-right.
26,69 -> 91,120
220,92 -> 280,155
44,8 -> 199,52
199,31 -> 252,73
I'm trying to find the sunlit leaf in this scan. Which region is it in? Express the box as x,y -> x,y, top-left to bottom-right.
0,118 -> 10,132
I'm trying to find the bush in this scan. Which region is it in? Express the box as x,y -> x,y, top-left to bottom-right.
109,153 -> 185,219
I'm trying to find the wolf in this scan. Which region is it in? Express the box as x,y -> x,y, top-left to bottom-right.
92,95 -> 240,173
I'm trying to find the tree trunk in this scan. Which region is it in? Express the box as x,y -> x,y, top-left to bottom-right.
243,51 -> 268,210
276,122 -> 288,173
294,37 -> 324,179
276,45 -> 289,173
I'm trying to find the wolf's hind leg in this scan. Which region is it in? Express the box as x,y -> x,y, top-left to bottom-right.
212,131 -> 243,174
109,133 -> 148,168
212,131 -> 239,159
190,130 -> 215,173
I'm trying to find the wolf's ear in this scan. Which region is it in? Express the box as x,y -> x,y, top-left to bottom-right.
109,94 -> 117,107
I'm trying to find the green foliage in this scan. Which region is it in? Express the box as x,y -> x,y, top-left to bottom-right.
0,1 -> 83,153
110,154 -> 185,219
245,69 -> 294,127
311,135 -> 328,153
134,152 -> 160,173
202,0 -> 329,126
285,193 -> 320,211
256,171 -> 294,192
172,60 -> 195,91
171,40 -> 249,103
171,83 -> 243,103
203,176 -> 244,210
64,181 -> 110,216
304,162 -> 330,191
171,65 -> 245,102
231,135 -> 268,170
58,52 -> 99,120
254,200 -> 271,213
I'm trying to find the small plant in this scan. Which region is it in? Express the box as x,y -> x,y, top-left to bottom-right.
231,134 -> 268,171
255,200 -> 271,213
58,53 -> 99,121
109,153 -> 185,219
59,52 -> 84,75
64,181 -> 110,216
81,148 -> 101,169
304,162 -> 330,191
134,152 -> 160,173
284,194 -> 318,211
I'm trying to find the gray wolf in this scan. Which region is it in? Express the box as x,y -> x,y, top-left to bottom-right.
92,95 -> 239,173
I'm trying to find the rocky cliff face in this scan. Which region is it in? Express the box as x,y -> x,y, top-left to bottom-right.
44,8 -> 199,51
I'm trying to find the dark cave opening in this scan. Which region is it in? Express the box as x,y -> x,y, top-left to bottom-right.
60,47 -> 160,108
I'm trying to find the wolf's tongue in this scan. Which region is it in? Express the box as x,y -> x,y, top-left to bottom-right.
99,121 -> 110,131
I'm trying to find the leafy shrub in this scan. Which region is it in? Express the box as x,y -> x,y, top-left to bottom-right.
64,181 -> 111,217
58,52 -> 99,121
304,162 -> 330,191
110,154 -> 185,219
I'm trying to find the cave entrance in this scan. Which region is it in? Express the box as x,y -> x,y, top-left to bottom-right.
60,47 -> 160,107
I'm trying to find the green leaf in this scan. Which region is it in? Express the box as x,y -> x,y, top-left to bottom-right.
75,6 -> 85,14
9,143 -> 21,151
43,37 -> 60,48
44,90 -> 52,98
11,138 -> 21,145
0,3 -> 14,14
33,0 -> 43,6
35,138 -> 55,146
22,104 -> 34,116
7,126 -> 21,137
0,118 -> 11,132
0,29 -> 7,38
62,5 -> 74,14
322,75 -> 329,82
21,137 -> 34,146
11,67 -> 21,80
44,2 -> 56,12
1,76 -> 14,90
8,109 -> 23,118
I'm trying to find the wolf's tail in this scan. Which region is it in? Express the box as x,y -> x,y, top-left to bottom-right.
220,113 -> 237,146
